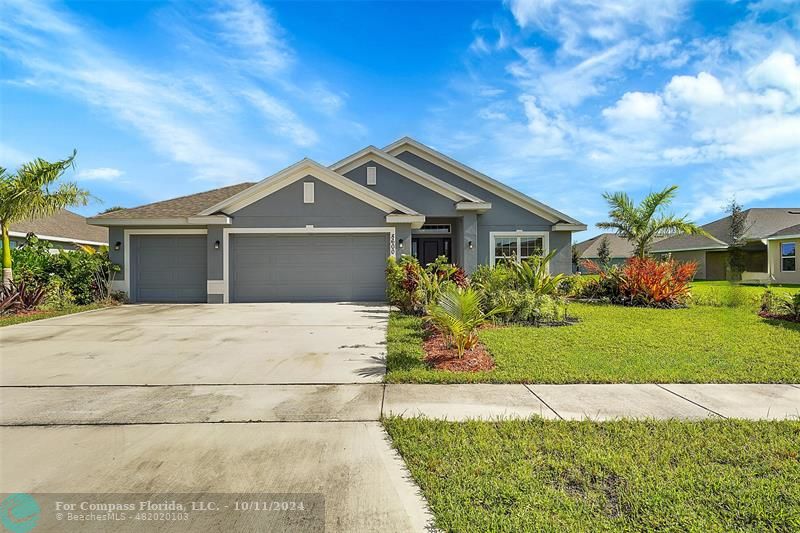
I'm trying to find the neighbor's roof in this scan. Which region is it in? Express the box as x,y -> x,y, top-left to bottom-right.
768,223 -> 800,238
574,233 -> 636,259
92,183 -> 255,219
10,209 -> 108,245
653,208 -> 800,252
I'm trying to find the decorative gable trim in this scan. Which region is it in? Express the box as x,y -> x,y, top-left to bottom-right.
384,137 -> 586,229
329,146 -> 487,204
198,158 -> 420,216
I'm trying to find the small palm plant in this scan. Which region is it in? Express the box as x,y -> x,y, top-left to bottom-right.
0,151 -> 91,289
426,286 -> 506,358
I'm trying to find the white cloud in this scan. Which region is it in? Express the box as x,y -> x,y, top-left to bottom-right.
209,0 -> 292,74
506,0 -> 688,56
746,51 -> 800,109
664,72 -> 727,108
602,91 -> 667,124
242,89 -> 318,147
76,167 -> 124,181
510,40 -> 637,110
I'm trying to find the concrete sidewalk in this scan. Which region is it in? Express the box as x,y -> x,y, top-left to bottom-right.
382,383 -> 800,421
4,383 -> 798,425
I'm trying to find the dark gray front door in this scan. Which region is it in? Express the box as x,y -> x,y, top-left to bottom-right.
414,237 -> 451,265
131,235 -> 207,303
230,233 -> 388,302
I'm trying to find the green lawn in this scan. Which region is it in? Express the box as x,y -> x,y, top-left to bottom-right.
0,303 -> 110,327
385,417 -> 800,532
690,280 -> 799,307
386,302 -> 800,383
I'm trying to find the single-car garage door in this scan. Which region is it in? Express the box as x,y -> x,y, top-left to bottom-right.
231,233 -> 387,302
131,235 -> 207,303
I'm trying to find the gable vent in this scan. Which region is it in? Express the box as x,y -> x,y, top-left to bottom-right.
303,182 -> 315,204
366,166 -> 377,186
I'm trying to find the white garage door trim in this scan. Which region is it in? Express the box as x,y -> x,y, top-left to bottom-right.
119,229 -> 208,296
221,227 -> 396,303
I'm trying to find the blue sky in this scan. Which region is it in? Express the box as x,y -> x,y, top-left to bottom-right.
2,0 -> 799,239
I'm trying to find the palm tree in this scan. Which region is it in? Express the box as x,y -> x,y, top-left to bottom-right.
596,185 -> 706,258
0,150 -> 91,288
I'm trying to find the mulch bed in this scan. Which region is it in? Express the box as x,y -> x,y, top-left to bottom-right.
422,328 -> 495,372
759,311 -> 800,323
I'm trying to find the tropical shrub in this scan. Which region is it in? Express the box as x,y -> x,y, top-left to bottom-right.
10,235 -> 120,306
0,280 -> 46,314
760,290 -> 800,322
579,257 -> 697,308
425,285 -> 505,357
40,275 -> 76,311
471,251 -> 572,324
386,255 -> 467,315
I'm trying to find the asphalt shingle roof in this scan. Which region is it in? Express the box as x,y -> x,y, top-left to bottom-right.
769,223 -> 800,238
92,182 -> 256,219
574,233 -> 636,259
653,208 -> 800,252
10,209 -> 108,244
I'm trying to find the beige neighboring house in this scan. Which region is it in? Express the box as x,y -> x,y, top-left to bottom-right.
8,209 -> 109,251
653,208 -> 800,283
766,224 -> 799,284
573,233 -> 635,272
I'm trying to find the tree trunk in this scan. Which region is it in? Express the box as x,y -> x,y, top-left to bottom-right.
1,222 -> 12,290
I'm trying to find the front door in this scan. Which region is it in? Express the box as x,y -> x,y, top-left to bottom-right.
414,237 -> 451,265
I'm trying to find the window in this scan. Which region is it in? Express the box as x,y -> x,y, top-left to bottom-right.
303,182 -> 314,204
417,224 -> 451,234
781,242 -> 796,272
366,166 -> 377,185
490,232 -> 547,265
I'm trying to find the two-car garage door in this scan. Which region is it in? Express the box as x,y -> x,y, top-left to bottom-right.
230,234 -> 388,302
130,233 -> 388,303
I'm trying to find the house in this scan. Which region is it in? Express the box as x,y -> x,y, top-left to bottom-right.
8,209 -> 109,250
88,137 -> 586,303
652,208 -> 800,283
573,233 -> 636,271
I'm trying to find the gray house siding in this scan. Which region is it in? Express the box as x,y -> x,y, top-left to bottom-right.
343,161 -> 459,216
108,226 -> 124,281
394,150 -> 572,274
231,176 -> 388,228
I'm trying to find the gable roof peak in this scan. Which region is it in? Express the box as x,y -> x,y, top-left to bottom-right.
383,136 -> 585,228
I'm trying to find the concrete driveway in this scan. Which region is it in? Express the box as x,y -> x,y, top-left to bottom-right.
0,304 -> 432,532
1,303 -> 388,385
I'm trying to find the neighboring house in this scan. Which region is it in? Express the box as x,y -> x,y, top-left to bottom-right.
88,137 -> 586,303
7,209 -> 109,251
652,208 -> 800,283
573,233 -> 636,271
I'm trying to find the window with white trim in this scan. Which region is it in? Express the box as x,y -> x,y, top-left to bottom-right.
490,232 -> 546,265
781,242 -> 796,272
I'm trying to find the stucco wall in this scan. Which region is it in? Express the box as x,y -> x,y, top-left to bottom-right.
769,238 -> 800,284
343,161 -> 458,216
231,176 -> 388,228
669,250 -> 708,280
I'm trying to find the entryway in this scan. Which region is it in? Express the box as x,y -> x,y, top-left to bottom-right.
413,237 -> 452,265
